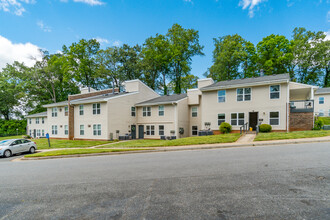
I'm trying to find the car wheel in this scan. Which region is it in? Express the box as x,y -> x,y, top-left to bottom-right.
29,147 -> 36,154
4,150 -> 12,158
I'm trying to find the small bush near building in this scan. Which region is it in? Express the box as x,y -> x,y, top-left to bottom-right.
219,122 -> 232,134
313,118 -> 324,130
259,124 -> 272,133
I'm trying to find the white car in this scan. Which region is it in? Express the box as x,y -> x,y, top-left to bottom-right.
0,139 -> 37,158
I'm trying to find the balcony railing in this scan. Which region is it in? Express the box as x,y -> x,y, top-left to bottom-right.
290,100 -> 314,113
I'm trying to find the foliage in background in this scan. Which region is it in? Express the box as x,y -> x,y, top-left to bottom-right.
0,119 -> 27,136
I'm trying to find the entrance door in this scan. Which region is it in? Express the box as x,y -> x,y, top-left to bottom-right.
138,125 -> 144,139
33,129 -> 36,138
249,112 -> 258,131
131,125 -> 136,139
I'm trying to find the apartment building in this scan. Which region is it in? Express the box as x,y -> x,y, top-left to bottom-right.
314,88 -> 330,117
26,74 -> 322,140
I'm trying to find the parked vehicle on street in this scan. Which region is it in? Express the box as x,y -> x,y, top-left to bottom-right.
0,139 -> 37,158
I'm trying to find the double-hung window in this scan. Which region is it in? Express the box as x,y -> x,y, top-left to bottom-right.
143,107 -> 151,117
36,118 -> 39,124
64,106 -> 69,116
192,126 -> 198,136
159,125 -> 165,136
218,114 -> 225,126
79,105 -> 84,115
37,129 -> 41,137
270,85 -> 280,99
42,118 -> 44,124
52,125 -> 58,135
269,112 -> 279,125
237,88 -> 251,101
158,105 -> 164,116
131,107 -> 136,117
93,103 -> 101,115
29,119 -> 31,124
319,110 -> 324,116
192,107 -> 198,117
52,108 -> 57,117
93,124 -> 101,136
42,130 -> 45,136
146,125 -> 155,135
319,97 -> 324,104
218,90 -> 226,103
80,125 -> 84,135
64,125 -> 68,135
231,113 -> 244,126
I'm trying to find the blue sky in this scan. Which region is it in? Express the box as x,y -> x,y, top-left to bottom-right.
0,0 -> 329,78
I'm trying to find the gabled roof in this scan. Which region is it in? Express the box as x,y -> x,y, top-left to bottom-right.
200,74 -> 290,91
26,111 -> 47,118
315,87 -> 330,95
70,92 -> 135,105
43,101 -> 68,108
136,93 -> 187,106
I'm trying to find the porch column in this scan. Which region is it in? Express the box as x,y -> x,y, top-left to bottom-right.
310,87 -> 314,100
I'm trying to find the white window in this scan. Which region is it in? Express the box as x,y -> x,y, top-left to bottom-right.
143,107 -> 151,117
42,118 -> 44,124
270,85 -> 280,99
79,105 -> 84,115
146,125 -> 155,135
218,90 -> 226,103
36,129 -> 41,137
64,125 -> 68,135
192,126 -> 198,136
93,103 -> 101,115
159,105 -> 164,116
52,125 -> 58,135
159,125 -> 165,136
29,118 -> 31,124
131,107 -> 136,117
231,113 -> 244,126
269,112 -> 279,125
80,125 -> 84,135
319,110 -> 324,116
64,106 -> 69,116
52,108 -> 57,117
36,118 -> 39,124
29,130 -> 32,136
218,113 -> 225,126
192,107 -> 198,117
237,88 -> 251,101
93,124 -> 101,136
42,130 -> 45,136
319,97 -> 324,104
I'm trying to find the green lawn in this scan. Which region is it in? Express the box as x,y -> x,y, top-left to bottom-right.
255,130 -> 330,141
25,148 -> 151,158
320,117 -> 330,125
98,134 -> 241,148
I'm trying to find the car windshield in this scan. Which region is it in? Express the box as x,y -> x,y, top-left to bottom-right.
0,140 -> 13,146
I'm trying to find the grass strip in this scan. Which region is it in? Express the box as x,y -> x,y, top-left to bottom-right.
254,130 -> 330,141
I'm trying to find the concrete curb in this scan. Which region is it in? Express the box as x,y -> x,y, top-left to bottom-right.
18,137 -> 330,161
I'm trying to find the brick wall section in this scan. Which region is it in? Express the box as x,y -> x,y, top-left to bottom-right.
289,112 -> 314,131
67,88 -> 119,140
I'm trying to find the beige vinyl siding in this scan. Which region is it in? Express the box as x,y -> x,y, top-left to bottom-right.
27,117 -> 48,137
47,106 -> 69,138
314,94 -> 330,116
201,83 -> 288,131
177,98 -> 189,138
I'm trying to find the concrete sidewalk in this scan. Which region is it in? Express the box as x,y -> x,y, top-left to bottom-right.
19,135 -> 330,161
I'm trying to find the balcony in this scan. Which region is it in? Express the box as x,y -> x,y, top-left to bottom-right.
290,100 -> 314,113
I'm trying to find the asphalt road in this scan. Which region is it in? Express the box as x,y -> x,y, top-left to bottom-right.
0,142 -> 329,220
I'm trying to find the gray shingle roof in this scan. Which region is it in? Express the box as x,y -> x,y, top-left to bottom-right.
70,92 -> 131,105
315,87 -> 330,95
136,93 -> 187,106
200,74 -> 290,91
26,111 -> 47,118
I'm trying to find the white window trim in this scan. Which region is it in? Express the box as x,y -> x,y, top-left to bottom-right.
158,105 -> 165,116
93,124 -> 102,136
269,111 -> 280,126
319,109 -> 324,116
143,106 -> 151,117
319,97 -> 324,104
192,126 -> 198,136
52,107 -> 58,117
230,112 -> 245,126
52,125 -> 58,135
79,105 -> 84,115
217,90 -> 226,103
218,113 -> 226,126
93,103 -> 101,115
80,125 -> 85,136
131,107 -> 136,117
236,88 -> 252,102
36,118 -> 39,124
192,107 -> 198,117
269,85 -> 281,100
159,125 -> 165,136
64,125 -> 68,135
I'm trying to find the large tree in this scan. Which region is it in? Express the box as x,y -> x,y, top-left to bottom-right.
117,44 -> 143,81
63,39 -> 101,90
166,24 -> 204,94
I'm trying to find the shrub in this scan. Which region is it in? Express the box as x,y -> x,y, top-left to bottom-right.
259,124 -> 272,133
313,118 -> 324,130
219,122 -> 232,134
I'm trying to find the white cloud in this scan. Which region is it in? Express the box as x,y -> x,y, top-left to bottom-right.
325,31 -> 330,41
0,35 -> 43,70
239,0 -> 267,18
0,0 -> 35,16
37,20 -> 52,32
73,0 -> 105,6
94,37 -> 109,44
112,40 -> 122,47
